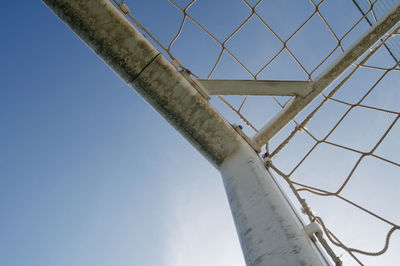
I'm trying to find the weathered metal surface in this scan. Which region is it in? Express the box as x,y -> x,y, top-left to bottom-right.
42,0 -> 160,83
42,0 -> 241,166
232,124 -> 261,154
253,1 -> 400,148
220,142 -> 330,266
130,54 -> 241,165
199,80 -> 312,96
43,0 -> 331,264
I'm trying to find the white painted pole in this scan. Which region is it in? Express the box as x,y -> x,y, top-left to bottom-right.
220,142 -> 330,266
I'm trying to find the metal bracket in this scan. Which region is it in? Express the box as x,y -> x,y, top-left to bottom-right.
304,221 -> 323,242
170,58 -> 210,101
232,124 -> 261,154
119,3 -> 130,14
180,69 -> 210,101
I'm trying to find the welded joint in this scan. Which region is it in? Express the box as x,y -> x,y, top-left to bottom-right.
171,57 -> 210,100
305,221 -> 323,242
232,124 -> 261,154
171,57 -> 210,101
301,81 -> 315,98
286,81 -> 314,98
180,69 -> 211,101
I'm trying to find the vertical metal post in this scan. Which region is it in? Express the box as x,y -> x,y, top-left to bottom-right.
220,142 -> 329,265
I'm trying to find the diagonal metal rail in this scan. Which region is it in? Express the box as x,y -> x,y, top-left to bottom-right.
42,0 -> 243,166
252,2 -> 400,149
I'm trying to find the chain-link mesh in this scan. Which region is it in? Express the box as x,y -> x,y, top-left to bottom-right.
111,0 -> 400,264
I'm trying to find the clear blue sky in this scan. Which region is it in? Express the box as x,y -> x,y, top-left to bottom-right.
0,1 -> 243,265
1,1 -> 399,266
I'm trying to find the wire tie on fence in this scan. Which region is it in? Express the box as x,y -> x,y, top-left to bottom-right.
119,3 -> 130,15
304,221 -> 323,242
171,58 -> 182,70
262,154 -> 272,168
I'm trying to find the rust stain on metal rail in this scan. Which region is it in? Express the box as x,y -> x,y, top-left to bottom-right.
42,0 -> 242,166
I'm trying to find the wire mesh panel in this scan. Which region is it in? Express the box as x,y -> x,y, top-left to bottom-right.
111,0 -> 400,265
